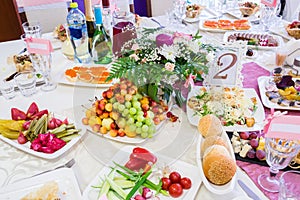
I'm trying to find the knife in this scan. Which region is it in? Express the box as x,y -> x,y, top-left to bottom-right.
238,180 -> 261,200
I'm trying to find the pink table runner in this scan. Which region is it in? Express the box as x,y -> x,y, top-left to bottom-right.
239,62 -> 300,200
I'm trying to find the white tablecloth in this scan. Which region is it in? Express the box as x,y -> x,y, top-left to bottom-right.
0,21 -> 270,199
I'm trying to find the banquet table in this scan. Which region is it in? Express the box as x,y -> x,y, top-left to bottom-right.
0,14 -> 298,200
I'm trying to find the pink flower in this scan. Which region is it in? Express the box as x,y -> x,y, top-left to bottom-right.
165,62 -> 175,71
129,54 -> 139,61
184,74 -> 196,88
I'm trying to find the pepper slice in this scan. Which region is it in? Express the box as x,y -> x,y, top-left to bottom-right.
133,147 -> 150,154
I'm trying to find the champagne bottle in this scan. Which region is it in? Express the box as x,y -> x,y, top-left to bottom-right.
92,5 -> 113,64
84,0 -> 96,54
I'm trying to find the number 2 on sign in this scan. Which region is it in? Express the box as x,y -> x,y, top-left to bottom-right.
213,53 -> 237,80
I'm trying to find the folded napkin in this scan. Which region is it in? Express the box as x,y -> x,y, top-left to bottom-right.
285,39 -> 300,66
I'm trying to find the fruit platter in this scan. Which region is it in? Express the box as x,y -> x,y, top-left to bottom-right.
58,65 -> 114,87
200,19 -> 251,32
224,32 -> 284,50
258,75 -> 300,110
0,102 -> 84,159
81,78 -> 178,144
83,146 -> 201,200
196,115 -> 237,194
186,86 -> 265,132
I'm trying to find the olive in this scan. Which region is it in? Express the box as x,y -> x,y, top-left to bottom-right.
246,49 -> 254,56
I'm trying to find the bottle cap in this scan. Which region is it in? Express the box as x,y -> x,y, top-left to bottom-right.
70,2 -> 78,9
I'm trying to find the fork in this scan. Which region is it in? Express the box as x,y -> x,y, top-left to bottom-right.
24,159 -> 76,179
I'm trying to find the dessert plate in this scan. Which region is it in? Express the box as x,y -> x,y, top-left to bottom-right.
187,86 -> 265,132
196,130 -> 237,194
83,145 -> 202,200
0,168 -> 81,199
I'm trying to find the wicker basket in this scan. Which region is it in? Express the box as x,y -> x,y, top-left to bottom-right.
185,5 -> 205,18
289,152 -> 300,169
286,26 -> 300,39
239,6 -> 259,17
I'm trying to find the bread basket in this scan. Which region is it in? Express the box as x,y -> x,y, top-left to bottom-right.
286,26 -> 300,39
185,5 -> 204,18
239,6 -> 259,17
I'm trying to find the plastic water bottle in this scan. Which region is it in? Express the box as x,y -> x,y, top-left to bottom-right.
66,2 -> 91,63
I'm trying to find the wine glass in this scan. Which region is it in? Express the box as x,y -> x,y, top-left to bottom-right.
260,5 -> 275,32
258,138 -> 300,193
173,0 -> 187,26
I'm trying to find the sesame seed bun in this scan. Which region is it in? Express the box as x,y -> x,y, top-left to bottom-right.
202,145 -> 236,185
198,114 -> 223,138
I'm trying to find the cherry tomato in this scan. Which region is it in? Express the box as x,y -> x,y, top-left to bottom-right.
180,177 -> 192,189
169,171 -> 181,183
161,177 -> 171,190
168,183 -> 183,198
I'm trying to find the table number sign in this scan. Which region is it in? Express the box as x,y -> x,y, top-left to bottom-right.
25,37 -> 53,55
261,0 -> 277,8
204,44 -> 243,87
265,115 -> 300,140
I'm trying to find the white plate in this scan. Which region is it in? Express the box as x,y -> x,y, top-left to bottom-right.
83,145 -> 202,200
223,31 -> 284,50
56,64 -> 114,88
184,7 -> 219,23
257,76 -> 300,111
0,115 -> 85,159
196,130 -> 237,194
0,168 -> 81,199
81,105 -> 168,144
42,32 -> 63,50
186,86 -> 265,132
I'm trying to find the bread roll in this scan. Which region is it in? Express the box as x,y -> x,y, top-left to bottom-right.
198,114 -> 223,138
201,135 -> 228,155
202,145 -> 236,185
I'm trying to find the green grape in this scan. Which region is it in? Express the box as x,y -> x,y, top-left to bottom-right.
135,93 -> 143,100
132,95 -> 138,102
132,101 -> 141,109
136,115 -> 145,122
125,101 -> 131,108
135,121 -> 142,127
137,110 -> 144,116
109,97 -> 117,104
141,131 -> 148,138
122,109 -> 129,117
129,124 -> 136,132
136,127 -> 142,134
129,107 -> 137,115
147,111 -> 154,119
118,104 -> 125,112
113,102 -> 120,110
141,124 -> 149,132
128,117 -> 135,124
148,132 -> 153,138
148,125 -> 156,134
144,118 -> 152,126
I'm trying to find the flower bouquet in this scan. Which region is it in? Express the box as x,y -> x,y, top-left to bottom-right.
107,28 -> 215,108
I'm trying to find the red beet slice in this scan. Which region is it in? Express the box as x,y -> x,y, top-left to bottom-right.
26,102 -> 39,119
11,108 -> 27,120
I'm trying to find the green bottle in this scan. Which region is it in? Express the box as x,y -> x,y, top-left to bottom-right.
92,5 -> 112,64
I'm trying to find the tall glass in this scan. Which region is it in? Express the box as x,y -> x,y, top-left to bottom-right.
258,138 -> 300,193
260,5 -> 275,32
30,53 -> 57,92
112,11 -> 136,57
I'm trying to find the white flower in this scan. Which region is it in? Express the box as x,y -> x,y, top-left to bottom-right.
131,43 -> 139,51
129,54 -> 139,61
159,44 -> 178,62
165,62 -> 175,72
206,51 -> 215,62
188,41 -> 200,54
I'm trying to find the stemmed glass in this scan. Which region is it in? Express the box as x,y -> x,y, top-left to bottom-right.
260,5 -> 275,32
258,138 -> 300,192
173,0 -> 187,26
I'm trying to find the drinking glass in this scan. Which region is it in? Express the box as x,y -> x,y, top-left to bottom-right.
173,0 -> 186,25
279,170 -> 300,200
258,138 -> 300,193
30,53 -> 57,92
14,71 -> 37,97
269,48 -> 287,84
22,21 -> 41,38
0,81 -> 16,100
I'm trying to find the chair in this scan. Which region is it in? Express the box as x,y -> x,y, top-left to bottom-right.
0,0 -> 23,42
23,2 -> 69,33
